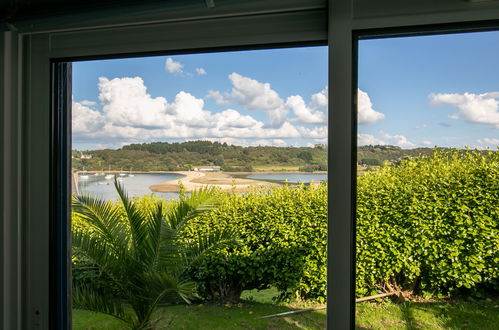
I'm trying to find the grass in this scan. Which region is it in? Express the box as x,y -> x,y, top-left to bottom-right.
72,289 -> 499,329
252,165 -> 301,172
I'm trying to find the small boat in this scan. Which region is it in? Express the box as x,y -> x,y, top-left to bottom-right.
117,178 -> 124,182
79,175 -> 89,180
105,174 -> 114,180
94,173 -> 100,176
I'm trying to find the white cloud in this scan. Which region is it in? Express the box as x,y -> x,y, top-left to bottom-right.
286,95 -> 327,124
207,72 -> 288,127
357,89 -> 385,125
311,86 -> 328,109
196,67 -> 207,75
72,100 -> 105,134
74,75 -> 340,148
357,131 -> 416,148
415,124 -> 427,129
421,140 -> 433,146
165,57 -> 184,74
98,77 -> 172,128
477,137 -> 499,147
429,92 -> 499,129
80,100 -> 96,106
379,131 -> 416,148
357,133 -> 386,146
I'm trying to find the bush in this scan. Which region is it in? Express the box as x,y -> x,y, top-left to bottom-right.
185,149 -> 498,301
299,164 -> 327,172
73,149 -> 498,303
356,149 -> 498,297
360,158 -> 382,166
181,184 -> 327,302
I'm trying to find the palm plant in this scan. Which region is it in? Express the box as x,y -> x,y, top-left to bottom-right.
72,179 -> 235,329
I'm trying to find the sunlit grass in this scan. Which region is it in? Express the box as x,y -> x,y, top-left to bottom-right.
72,288 -> 498,329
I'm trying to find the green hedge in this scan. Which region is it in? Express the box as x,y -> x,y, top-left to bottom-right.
356,149 -> 498,297
73,149 -> 498,302
184,149 -> 498,301
181,184 -> 327,302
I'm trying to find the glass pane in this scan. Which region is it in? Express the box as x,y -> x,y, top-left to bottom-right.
71,47 -> 328,328
356,31 -> 498,328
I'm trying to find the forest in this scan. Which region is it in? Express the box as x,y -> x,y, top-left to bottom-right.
72,140 -> 459,172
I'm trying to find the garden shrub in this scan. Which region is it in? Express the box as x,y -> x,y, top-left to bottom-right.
181,184 -> 327,302
356,149 -> 498,297
72,149 -> 498,302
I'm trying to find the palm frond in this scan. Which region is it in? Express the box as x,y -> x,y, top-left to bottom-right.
114,179 -> 154,265
180,228 -> 239,271
73,283 -> 134,325
73,194 -> 128,251
164,187 -> 220,231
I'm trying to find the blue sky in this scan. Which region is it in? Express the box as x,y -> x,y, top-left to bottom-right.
73,31 -> 499,150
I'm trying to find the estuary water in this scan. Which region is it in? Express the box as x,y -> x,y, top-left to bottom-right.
245,173 -> 327,183
77,172 -> 327,201
77,173 -> 184,201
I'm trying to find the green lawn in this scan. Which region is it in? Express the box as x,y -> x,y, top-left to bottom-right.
72,289 -> 499,329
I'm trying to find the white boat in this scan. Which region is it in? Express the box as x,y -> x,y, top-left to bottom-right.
119,173 -> 126,176
128,173 -> 135,177
117,178 -> 124,182
105,174 -> 114,180
79,175 -> 89,180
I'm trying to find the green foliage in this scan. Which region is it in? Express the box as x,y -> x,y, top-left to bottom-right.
360,158 -> 382,166
356,149 -> 499,297
183,149 -> 498,302
72,180 -> 236,329
181,184 -> 327,303
298,164 -> 327,172
73,148 -> 498,307
72,140 -> 328,171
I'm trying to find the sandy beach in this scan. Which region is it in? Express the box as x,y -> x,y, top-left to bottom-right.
149,171 -> 277,192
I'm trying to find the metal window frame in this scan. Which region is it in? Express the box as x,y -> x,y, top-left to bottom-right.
14,7 -> 332,329
4,0 -> 499,328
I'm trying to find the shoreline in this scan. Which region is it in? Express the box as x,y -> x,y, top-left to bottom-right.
149,171 -> 278,193
75,170 -> 327,193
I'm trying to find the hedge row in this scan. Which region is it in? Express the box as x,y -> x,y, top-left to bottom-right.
72,149 -> 498,302
183,149 -> 498,301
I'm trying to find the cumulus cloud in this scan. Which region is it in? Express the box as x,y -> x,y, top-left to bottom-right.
311,86 -> 328,109
72,100 -> 105,134
357,131 -> 416,148
98,77 -> 171,128
286,95 -> 326,124
300,87 -> 383,126
74,75 -> 339,148
165,57 -> 184,74
207,73 -> 288,127
357,89 -> 385,125
80,100 -> 96,106
379,131 -> 416,148
196,67 -> 207,75
477,137 -> 499,147
421,140 -> 433,146
357,133 -> 386,146
429,92 -> 499,128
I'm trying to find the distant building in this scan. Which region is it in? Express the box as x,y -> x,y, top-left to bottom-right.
193,166 -> 221,172
80,154 -> 92,159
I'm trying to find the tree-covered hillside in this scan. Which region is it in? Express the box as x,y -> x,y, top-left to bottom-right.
72,141 -> 472,172
72,141 -> 328,171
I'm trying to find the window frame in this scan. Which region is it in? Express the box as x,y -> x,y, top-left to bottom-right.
6,0 -> 499,328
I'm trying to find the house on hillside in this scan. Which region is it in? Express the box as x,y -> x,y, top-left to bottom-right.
193,166 -> 221,172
